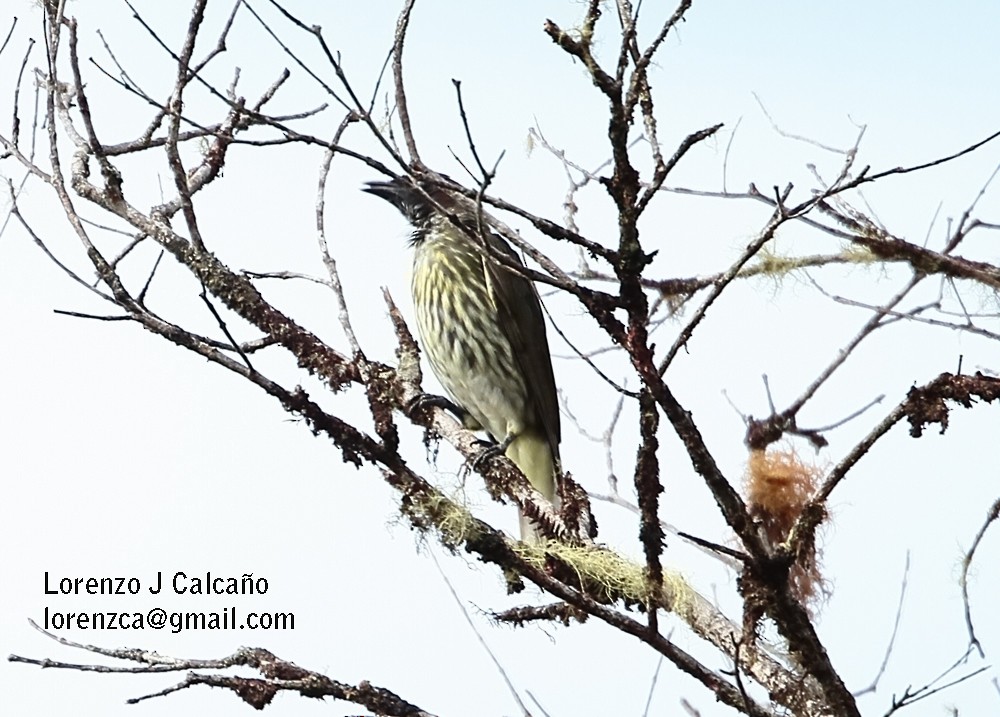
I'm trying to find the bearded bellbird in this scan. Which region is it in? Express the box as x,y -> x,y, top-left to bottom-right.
364,177 -> 561,541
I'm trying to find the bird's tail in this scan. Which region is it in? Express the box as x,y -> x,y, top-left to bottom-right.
505,430 -> 559,542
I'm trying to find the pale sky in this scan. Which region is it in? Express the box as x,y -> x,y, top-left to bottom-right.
2,1 -> 999,716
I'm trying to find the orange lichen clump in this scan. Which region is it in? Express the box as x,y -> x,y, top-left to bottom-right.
745,447 -> 818,527
744,447 -> 829,610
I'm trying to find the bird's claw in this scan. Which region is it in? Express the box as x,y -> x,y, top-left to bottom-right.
406,392 -> 466,421
471,439 -> 504,472
471,433 -> 516,472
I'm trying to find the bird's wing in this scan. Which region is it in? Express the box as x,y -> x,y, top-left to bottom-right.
481,231 -> 561,461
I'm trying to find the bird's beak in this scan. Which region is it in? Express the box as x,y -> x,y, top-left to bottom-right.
362,180 -> 404,206
363,179 -> 427,225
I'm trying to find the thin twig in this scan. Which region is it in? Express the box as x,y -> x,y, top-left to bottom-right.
854,553 -> 910,696
960,497 -> 1000,658
429,550 -> 532,717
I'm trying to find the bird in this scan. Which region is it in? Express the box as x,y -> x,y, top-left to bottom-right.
364,176 -> 561,541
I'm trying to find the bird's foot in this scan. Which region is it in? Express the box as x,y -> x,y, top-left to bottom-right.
406,392 -> 466,422
471,433 -> 514,473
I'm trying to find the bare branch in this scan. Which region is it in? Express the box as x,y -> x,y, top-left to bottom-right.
10,620 -> 437,716
960,497 -> 1000,658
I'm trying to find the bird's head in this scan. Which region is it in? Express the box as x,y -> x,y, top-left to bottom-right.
363,177 -> 435,231
365,175 -> 488,247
